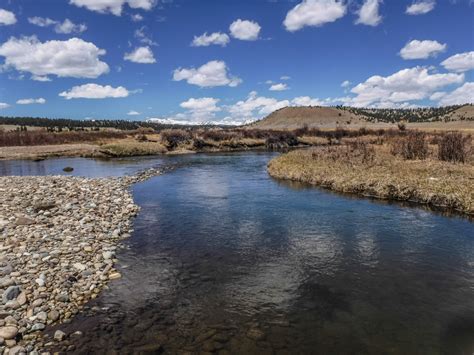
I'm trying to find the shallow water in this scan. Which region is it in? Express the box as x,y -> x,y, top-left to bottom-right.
2,152 -> 473,354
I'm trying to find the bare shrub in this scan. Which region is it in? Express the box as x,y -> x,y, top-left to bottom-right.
160,129 -> 193,150
265,132 -> 299,149
0,130 -> 128,147
391,131 -> 429,160
397,122 -> 406,131
346,140 -> 376,163
200,129 -> 238,141
438,132 -> 471,163
311,140 -> 375,165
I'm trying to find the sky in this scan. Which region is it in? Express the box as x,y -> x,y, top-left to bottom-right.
0,0 -> 473,124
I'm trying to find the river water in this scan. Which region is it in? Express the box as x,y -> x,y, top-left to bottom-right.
1,152 -> 473,354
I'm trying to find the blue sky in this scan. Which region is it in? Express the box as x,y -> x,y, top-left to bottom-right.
0,0 -> 473,124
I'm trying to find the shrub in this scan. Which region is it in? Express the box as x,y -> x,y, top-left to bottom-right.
391,131 -> 429,160
397,122 -> 406,131
265,132 -> 299,149
438,132 -> 471,163
160,129 -> 192,150
200,129 -> 237,141
0,129 -> 128,147
346,139 -> 375,164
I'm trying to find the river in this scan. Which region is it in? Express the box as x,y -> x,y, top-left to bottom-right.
1,152 -> 473,354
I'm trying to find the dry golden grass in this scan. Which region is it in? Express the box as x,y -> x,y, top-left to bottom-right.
99,140 -> 167,157
268,145 -> 474,215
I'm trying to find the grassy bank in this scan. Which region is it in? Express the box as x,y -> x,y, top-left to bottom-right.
268,136 -> 473,215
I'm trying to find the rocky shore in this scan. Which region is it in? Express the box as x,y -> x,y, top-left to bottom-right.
0,168 -> 162,354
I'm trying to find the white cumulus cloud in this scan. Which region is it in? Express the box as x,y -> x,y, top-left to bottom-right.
59,84 -> 130,99
227,91 -> 289,120
191,32 -> 230,47
29,17 -> 87,34
173,60 -> 242,88
341,80 -> 351,88
180,97 -> 221,119
16,98 -> 46,105
355,0 -> 383,26
0,36 -> 109,79
70,0 -> 156,16
229,19 -> 261,41
28,17 -> 57,27
291,96 -> 326,106
283,0 -> 346,32
347,66 -> 464,107
127,110 -> 140,115
437,82 -> 474,106
269,83 -> 288,91
131,14 -> 144,21
55,19 -> 87,34
441,51 -> 474,73
406,0 -> 435,15
124,46 -> 156,64
0,103 -> 10,109
399,39 -> 446,60
0,9 -> 16,26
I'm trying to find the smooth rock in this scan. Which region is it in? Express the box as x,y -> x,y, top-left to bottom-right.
48,310 -> 60,322
109,272 -> 121,280
2,286 -> 20,304
16,292 -> 26,306
54,330 -> 66,341
73,263 -> 86,272
30,323 -> 45,332
0,326 -> 18,340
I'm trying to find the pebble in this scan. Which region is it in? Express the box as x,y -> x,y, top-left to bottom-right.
53,330 -> 66,341
0,168 -> 162,353
2,286 -> 20,304
0,326 -> 18,340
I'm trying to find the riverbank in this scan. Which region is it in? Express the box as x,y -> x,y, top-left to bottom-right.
0,168 -> 162,354
268,146 -> 473,216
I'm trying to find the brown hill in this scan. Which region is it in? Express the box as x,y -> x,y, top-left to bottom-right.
251,106 -> 370,130
251,104 -> 474,130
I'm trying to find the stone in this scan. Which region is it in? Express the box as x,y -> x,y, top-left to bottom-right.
47,310 -> 60,322
35,278 -> 45,287
8,345 -> 25,355
246,328 -> 265,341
15,216 -> 35,226
70,330 -> 83,339
57,293 -> 69,303
102,251 -> 114,260
0,277 -> 15,288
0,326 -> 18,340
0,264 -> 12,277
2,286 -> 20,304
0,219 -> 8,231
73,263 -> 86,272
108,272 -> 121,280
16,292 -> 27,306
36,312 -> 47,323
54,330 -> 66,341
30,323 -> 45,332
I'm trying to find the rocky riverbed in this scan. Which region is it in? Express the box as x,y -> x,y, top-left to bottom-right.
0,168 -> 162,354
